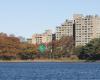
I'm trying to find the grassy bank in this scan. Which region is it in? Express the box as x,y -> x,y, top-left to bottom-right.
0,58 -> 85,63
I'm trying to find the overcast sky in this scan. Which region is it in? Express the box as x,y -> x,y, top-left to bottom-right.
0,0 -> 100,38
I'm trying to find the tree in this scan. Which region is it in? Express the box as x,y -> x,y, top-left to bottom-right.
47,36 -> 75,59
17,43 -> 38,60
0,33 -> 38,60
75,38 -> 100,60
0,35 -> 20,60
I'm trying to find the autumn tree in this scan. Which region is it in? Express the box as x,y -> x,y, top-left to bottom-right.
47,36 -> 75,59
17,43 -> 38,60
0,34 -> 20,60
0,33 -> 38,60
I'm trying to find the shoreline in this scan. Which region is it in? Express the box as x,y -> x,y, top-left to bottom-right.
0,58 -> 99,63
0,59 -> 86,63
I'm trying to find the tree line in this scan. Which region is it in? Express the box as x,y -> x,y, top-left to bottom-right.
0,32 -> 100,61
0,33 -> 37,60
75,38 -> 100,61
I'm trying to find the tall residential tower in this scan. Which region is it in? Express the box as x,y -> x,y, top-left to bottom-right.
56,14 -> 100,46
74,14 -> 100,46
56,20 -> 73,40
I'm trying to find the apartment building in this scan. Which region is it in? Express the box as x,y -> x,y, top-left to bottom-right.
74,14 -> 100,46
56,14 -> 100,46
56,20 -> 73,40
27,38 -> 32,44
32,30 -> 52,44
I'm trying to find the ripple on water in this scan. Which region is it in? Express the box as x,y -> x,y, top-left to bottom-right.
0,62 -> 99,80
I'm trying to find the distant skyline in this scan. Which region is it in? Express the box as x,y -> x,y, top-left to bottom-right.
0,0 -> 100,38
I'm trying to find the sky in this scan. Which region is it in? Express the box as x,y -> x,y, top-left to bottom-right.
0,0 -> 100,38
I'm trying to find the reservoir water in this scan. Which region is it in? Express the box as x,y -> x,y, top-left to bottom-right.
0,62 -> 100,80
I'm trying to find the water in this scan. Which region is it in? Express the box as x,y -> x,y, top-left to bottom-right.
0,62 -> 100,80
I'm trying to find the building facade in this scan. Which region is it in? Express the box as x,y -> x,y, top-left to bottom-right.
27,38 -> 32,44
56,20 -> 73,40
74,14 -> 100,46
56,14 -> 100,46
32,30 -> 52,44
